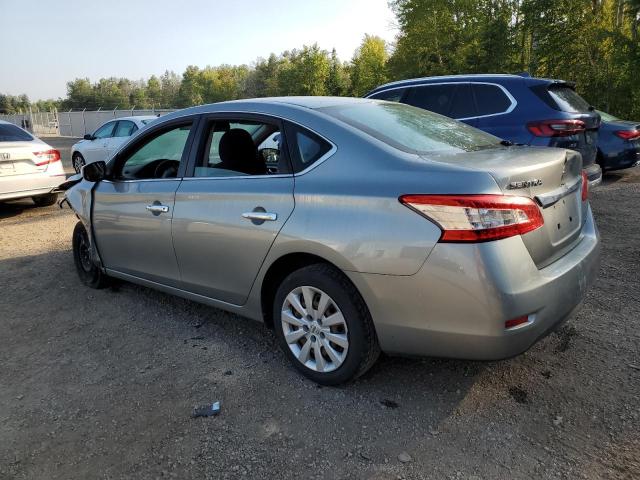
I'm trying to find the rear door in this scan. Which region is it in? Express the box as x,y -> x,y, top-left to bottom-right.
472,83 -> 517,137
171,113 -> 295,305
92,118 -> 197,286
403,83 -> 479,126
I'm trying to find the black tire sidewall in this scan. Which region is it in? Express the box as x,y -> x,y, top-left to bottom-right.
273,265 -> 372,385
32,193 -> 58,207
72,222 -> 105,288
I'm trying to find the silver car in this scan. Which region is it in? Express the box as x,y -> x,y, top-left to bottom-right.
0,120 -> 65,206
63,97 -> 600,384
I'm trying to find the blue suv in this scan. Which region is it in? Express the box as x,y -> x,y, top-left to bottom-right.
365,74 -> 602,186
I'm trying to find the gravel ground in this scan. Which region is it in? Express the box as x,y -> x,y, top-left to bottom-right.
0,163 -> 639,479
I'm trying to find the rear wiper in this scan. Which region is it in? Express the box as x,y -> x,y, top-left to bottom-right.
500,140 -> 514,146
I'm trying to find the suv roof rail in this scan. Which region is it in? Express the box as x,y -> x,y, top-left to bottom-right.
516,72 -> 531,78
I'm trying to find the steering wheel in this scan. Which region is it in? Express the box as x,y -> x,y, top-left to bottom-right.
154,159 -> 179,179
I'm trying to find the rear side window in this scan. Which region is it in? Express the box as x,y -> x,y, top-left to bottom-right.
0,124 -> 32,141
404,84 -> 456,116
285,123 -> 332,173
369,88 -> 406,102
472,84 -> 512,116
448,84 -> 476,119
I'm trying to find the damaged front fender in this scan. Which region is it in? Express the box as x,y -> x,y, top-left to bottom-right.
62,177 -> 104,270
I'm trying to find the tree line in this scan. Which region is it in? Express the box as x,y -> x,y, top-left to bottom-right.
2,0 -> 639,120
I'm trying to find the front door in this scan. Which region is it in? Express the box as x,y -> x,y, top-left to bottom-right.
92,119 -> 196,286
172,114 -> 295,305
85,120 -> 116,163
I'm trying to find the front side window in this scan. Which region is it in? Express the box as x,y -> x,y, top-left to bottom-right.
369,88 -> 406,102
194,119 -> 286,177
319,102 -> 501,154
472,84 -> 512,116
117,123 -> 192,180
94,122 -> 115,139
113,120 -> 137,137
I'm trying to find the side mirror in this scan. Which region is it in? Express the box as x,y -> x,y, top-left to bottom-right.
83,161 -> 107,182
83,134 -> 95,141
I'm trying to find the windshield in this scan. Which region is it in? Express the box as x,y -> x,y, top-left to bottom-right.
318,101 -> 502,154
0,123 -> 33,142
548,86 -> 591,113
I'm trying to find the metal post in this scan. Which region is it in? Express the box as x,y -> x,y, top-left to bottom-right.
28,105 -> 34,133
82,108 -> 87,136
68,109 -> 73,137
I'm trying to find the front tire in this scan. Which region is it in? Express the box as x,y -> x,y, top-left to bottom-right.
32,193 -> 58,207
273,263 -> 380,385
72,153 -> 85,174
72,222 -> 109,289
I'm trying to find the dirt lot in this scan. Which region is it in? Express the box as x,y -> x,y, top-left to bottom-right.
1,157 -> 639,479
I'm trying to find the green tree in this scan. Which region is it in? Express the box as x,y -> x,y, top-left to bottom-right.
349,35 -> 389,95
326,48 -> 350,95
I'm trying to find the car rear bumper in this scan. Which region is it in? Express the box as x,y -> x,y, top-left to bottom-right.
0,172 -> 66,201
347,205 -> 600,360
602,148 -> 640,171
584,163 -> 602,187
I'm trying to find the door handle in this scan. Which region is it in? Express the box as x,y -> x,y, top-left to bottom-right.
146,204 -> 170,214
242,211 -> 277,222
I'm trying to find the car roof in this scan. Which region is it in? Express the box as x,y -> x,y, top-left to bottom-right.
158,96 -> 375,123
366,74 -> 571,96
115,115 -> 158,122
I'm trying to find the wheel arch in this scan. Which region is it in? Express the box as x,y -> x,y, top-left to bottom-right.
260,252 -> 352,330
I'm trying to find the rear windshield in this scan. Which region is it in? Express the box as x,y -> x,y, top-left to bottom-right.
318,101 -> 502,154
0,124 -> 33,141
597,110 -> 618,122
547,86 -> 591,113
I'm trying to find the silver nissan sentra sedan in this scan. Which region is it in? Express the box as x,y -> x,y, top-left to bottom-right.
63,97 -> 600,384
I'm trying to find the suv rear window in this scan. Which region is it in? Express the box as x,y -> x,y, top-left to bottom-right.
548,86 -> 591,112
532,84 -> 592,113
319,102 -> 501,154
0,124 -> 33,141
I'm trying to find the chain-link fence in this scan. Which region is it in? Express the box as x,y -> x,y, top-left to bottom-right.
0,108 -> 176,137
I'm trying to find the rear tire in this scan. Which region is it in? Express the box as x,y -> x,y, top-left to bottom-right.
32,193 -> 58,207
72,222 -> 109,289
273,263 -> 380,385
72,153 -> 85,174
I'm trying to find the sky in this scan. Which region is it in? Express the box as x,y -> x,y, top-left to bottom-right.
0,0 -> 397,101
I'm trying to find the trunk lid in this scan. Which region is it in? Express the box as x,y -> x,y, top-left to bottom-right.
0,141 -> 49,176
423,146 -> 586,267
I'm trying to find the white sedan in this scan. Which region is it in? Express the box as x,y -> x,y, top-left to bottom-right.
71,116 -> 157,173
0,120 -> 65,206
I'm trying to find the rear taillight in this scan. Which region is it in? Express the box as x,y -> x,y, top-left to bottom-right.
614,130 -> 640,140
527,119 -> 586,137
581,171 -> 589,201
33,149 -> 61,166
399,194 -> 544,243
